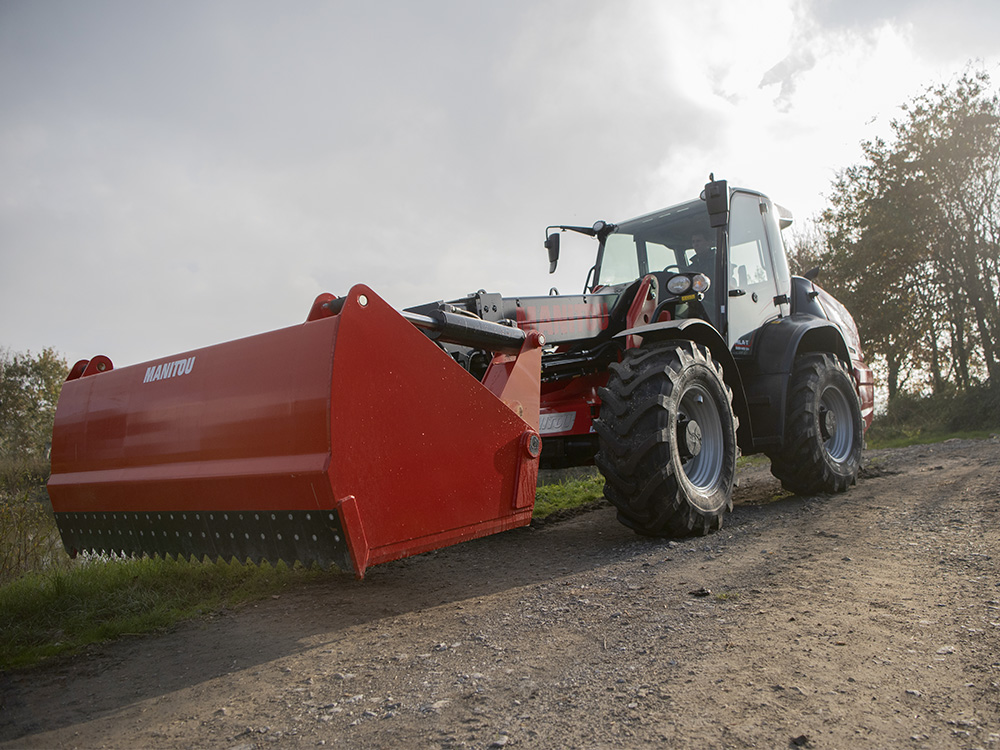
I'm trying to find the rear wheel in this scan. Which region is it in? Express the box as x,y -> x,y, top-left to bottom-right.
595,341 -> 738,536
768,353 -> 863,495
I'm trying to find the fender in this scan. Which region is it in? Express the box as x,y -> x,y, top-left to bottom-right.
753,314 -> 850,374
738,314 -> 851,451
615,319 -> 753,450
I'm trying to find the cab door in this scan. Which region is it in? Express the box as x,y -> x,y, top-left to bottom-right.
726,191 -> 784,351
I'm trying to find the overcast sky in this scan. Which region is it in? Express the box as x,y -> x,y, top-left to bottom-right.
2,0 -> 999,368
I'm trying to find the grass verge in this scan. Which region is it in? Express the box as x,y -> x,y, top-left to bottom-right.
533,473 -> 605,520
0,555 -> 324,670
866,428 -> 997,450
0,474 -> 610,670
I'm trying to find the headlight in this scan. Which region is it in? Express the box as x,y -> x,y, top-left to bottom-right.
691,273 -> 711,293
666,275 -> 692,294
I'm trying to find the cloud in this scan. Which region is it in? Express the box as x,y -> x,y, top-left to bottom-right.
759,49 -> 818,110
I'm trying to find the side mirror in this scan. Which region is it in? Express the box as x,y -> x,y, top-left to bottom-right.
704,178 -> 729,228
545,232 -> 560,274
804,266 -> 820,281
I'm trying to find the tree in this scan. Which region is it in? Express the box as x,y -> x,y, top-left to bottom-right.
810,67 -> 1000,401
896,70 -> 1000,381
0,348 -> 68,460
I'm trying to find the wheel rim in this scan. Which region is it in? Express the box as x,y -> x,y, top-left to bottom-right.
677,382 -> 724,490
819,385 -> 854,462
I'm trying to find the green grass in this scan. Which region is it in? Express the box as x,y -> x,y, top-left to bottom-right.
533,473 -> 605,519
0,555 -> 323,669
866,428 -> 997,450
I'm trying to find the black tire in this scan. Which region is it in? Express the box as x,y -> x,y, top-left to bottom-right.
768,353 -> 863,495
595,341 -> 738,536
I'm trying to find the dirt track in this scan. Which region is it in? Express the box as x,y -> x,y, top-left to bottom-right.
2,439 -> 999,749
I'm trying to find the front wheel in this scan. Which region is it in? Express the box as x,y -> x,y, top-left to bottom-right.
595,341 -> 738,536
768,353 -> 863,495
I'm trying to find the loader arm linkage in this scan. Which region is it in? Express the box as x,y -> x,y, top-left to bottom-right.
48,286 -> 545,578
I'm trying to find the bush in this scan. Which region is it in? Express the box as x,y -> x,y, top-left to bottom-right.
0,347 -> 67,461
0,456 -> 70,585
945,380 -> 1000,432
867,381 -> 1000,446
0,454 -> 51,493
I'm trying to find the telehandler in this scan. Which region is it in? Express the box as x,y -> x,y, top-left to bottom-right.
48,178 -> 874,577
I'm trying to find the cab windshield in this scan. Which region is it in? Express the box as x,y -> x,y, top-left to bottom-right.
595,199 -> 715,288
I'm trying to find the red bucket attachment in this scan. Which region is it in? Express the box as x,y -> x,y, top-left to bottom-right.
48,285 -> 543,578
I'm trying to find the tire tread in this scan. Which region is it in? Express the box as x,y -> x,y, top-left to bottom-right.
595,341 -> 736,537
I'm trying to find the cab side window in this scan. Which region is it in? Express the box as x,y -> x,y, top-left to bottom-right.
726,192 -> 781,349
645,241 -> 675,271
728,193 -> 774,291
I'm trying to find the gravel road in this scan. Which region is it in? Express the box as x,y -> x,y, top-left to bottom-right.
2,439 -> 999,749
